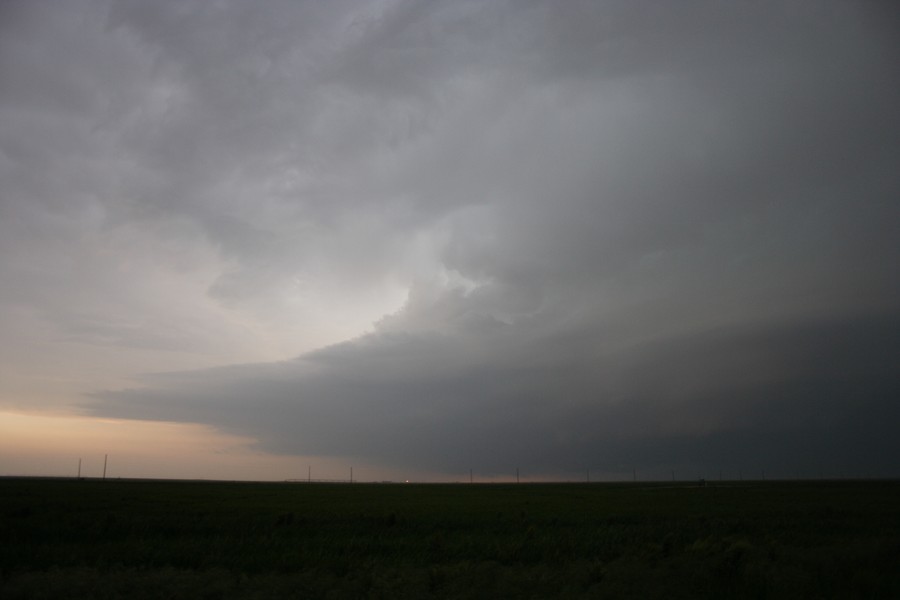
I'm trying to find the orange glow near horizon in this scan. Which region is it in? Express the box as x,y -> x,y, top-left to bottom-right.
2,411 -> 569,484
0,411 -> 377,482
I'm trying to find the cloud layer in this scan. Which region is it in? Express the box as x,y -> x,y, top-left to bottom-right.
3,1 -> 898,478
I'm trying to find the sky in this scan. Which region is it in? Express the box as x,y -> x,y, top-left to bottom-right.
1,0 -> 898,482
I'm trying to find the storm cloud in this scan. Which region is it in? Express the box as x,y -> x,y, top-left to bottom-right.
3,1 -> 899,478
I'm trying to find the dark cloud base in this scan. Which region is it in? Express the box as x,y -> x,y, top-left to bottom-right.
90,312 -> 900,478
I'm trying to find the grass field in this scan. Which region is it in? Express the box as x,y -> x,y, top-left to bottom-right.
1,477 -> 898,598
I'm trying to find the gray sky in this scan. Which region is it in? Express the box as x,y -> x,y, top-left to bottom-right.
2,0 -> 899,481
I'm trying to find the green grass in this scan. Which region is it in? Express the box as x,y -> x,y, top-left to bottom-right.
2,478 -> 898,598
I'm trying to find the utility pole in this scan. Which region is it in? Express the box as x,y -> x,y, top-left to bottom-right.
77,458 -> 81,479
103,454 -> 108,480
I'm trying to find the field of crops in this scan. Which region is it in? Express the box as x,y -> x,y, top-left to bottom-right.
1,477 -> 898,598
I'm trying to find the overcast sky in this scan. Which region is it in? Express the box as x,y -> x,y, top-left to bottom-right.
2,0 -> 898,481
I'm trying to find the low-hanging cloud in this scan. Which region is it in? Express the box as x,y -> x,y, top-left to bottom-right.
92,307 -> 900,476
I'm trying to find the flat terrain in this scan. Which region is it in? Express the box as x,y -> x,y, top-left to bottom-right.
1,478 -> 898,598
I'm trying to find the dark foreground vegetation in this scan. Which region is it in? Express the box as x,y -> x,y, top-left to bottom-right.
1,478 -> 898,599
